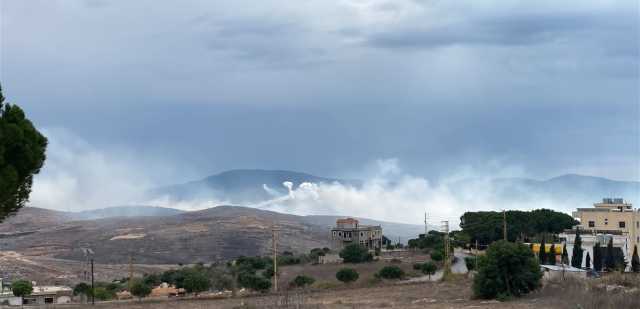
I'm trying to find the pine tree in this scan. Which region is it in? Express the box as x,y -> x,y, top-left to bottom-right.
548,243 -> 557,265
585,252 -> 591,269
561,244 -> 569,265
571,228 -> 583,268
539,237 -> 547,265
605,238 -> 615,271
632,245 -> 640,273
593,242 -> 602,271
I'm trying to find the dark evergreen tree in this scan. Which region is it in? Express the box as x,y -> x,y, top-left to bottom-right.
571,228 -> 583,268
548,243 -> 557,265
585,252 -> 591,269
561,244 -> 569,265
539,237 -> 547,265
0,84 -> 48,222
605,238 -> 615,271
632,245 -> 640,273
593,242 -> 602,271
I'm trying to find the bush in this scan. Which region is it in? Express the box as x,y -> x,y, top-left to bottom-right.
421,262 -> 437,278
376,266 -> 405,279
465,256 -> 477,271
340,244 -> 373,263
430,250 -> 444,262
11,280 -> 33,298
130,279 -> 152,299
290,275 -> 315,288
473,240 -> 542,299
92,287 -> 114,301
238,273 -> 271,292
336,268 -> 359,284
183,270 -> 211,294
73,283 -> 91,297
412,263 -> 422,270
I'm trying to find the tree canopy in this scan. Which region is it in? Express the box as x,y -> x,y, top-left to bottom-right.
339,244 -> 372,263
473,240 -> 542,299
460,209 -> 576,245
0,85 -> 48,222
11,280 -> 33,298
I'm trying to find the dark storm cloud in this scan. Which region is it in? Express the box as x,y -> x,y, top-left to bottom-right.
1,0 -> 638,184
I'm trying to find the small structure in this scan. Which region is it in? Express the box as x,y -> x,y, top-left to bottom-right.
331,218 -> 382,250
150,283 -> 186,297
540,264 -> 587,281
22,285 -> 72,305
318,253 -> 343,264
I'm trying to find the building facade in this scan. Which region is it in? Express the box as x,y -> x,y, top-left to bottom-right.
331,218 -> 382,250
560,198 -> 637,270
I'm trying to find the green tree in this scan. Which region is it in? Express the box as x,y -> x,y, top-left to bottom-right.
632,245 -> 640,273
130,280 -> 152,300
593,242 -> 602,271
473,240 -> 542,299
336,268 -> 359,284
605,238 -> 615,271
92,287 -> 114,301
290,275 -> 315,288
571,228 -> 583,268
339,244 -> 372,263
548,244 -> 557,265
464,256 -> 476,271
585,252 -> 591,269
73,282 -> 92,297
11,280 -> 33,298
421,262 -> 437,280
376,266 -> 404,279
183,271 -> 211,295
430,250 -> 443,262
0,85 -> 48,222
538,237 -> 547,265
238,273 -> 271,292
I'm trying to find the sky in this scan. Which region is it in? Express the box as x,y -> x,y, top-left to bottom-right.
0,1 -> 639,216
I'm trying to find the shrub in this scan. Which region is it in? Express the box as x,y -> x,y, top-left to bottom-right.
339,244 -> 372,263
290,275 -> 315,288
376,266 -> 404,279
238,273 -> 271,292
465,256 -> 477,271
421,262 -> 437,279
130,279 -> 152,299
473,240 -> 542,299
73,283 -> 92,297
183,270 -> 211,295
336,268 -> 359,284
11,280 -> 33,298
412,263 -> 422,270
92,287 -> 114,301
430,250 -> 444,262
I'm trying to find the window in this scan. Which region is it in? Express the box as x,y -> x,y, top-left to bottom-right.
637,221 -> 639,228
605,218 -> 608,225
619,221 -> 626,228
588,221 -> 595,227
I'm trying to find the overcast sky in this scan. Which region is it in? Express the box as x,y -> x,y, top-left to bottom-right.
1,0 -> 639,185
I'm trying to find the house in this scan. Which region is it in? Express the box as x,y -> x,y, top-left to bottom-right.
330,218 -> 383,250
540,265 -> 587,281
560,198 -> 635,270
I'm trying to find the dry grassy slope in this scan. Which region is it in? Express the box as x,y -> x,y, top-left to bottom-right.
0,206 -> 330,265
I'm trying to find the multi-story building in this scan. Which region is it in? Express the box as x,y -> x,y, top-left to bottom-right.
331,218 -> 382,250
560,198 -> 637,269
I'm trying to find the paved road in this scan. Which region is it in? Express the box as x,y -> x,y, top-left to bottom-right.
404,248 -> 469,283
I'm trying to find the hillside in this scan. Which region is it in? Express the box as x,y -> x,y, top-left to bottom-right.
149,169 -> 360,204
0,206 -> 330,265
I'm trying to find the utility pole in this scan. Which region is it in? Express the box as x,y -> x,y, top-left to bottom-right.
441,221 -> 451,278
424,212 -> 428,236
128,253 -> 135,292
90,258 -> 95,306
475,239 -> 479,271
272,226 -> 279,292
503,209 -> 507,241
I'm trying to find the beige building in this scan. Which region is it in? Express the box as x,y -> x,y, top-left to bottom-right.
331,218 -> 382,250
561,198 -> 637,269
572,198 -> 638,248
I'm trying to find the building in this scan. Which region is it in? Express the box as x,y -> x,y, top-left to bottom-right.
0,281 -> 72,306
560,198 -> 636,270
331,218 -> 382,250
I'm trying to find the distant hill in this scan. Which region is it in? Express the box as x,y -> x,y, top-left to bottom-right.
71,206 -> 184,220
448,174 -> 639,211
150,169 -> 360,204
